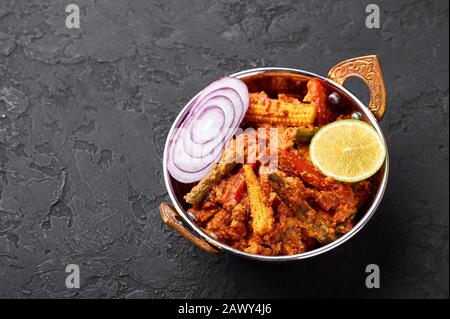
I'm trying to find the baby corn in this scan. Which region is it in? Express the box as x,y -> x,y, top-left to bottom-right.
245,100 -> 317,126
243,165 -> 274,235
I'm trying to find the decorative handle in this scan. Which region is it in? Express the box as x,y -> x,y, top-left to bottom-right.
328,55 -> 387,121
159,202 -> 220,254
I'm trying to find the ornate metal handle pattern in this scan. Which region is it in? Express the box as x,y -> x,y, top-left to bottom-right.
328,55 -> 387,121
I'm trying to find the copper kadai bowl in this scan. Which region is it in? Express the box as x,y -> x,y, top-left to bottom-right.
160,55 -> 389,261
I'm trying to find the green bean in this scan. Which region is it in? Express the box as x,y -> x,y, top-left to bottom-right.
184,162 -> 237,206
294,127 -> 319,144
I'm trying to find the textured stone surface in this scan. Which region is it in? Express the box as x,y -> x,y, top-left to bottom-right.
0,0 -> 448,299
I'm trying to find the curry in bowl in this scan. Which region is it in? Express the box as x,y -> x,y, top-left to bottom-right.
166,74 -> 386,256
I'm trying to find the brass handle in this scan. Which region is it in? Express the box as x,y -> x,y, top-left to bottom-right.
159,202 -> 220,254
328,55 -> 387,121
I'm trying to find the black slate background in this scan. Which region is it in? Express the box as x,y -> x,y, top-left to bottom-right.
0,0 -> 448,299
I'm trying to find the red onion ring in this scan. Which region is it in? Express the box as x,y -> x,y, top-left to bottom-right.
168,77 -> 249,183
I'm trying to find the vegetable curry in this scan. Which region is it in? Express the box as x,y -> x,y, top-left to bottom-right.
184,78 -> 372,256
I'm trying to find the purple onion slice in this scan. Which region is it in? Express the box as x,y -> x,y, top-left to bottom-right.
167,77 -> 249,183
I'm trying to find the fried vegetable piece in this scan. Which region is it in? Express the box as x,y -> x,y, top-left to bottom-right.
353,180 -> 372,209
269,172 -> 336,243
244,235 -> 278,256
184,161 -> 237,205
188,207 -> 218,226
205,203 -> 249,242
278,149 -> 357,208
184,138 -> 240,205
220,168 -> 246,204
243,164 -> 274,235
295,126 -> 319,144
303,78 -> 331,125
245,92 -> 317,126
278,149 -> 335,190
185,130 -> 261,206
333,180 -> 372,234
204,208 -> 232,241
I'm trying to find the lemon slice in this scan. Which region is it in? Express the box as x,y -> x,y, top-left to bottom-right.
309,120 -> 386,182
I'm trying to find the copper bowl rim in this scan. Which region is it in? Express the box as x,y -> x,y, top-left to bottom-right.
162,67 -> 389,261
